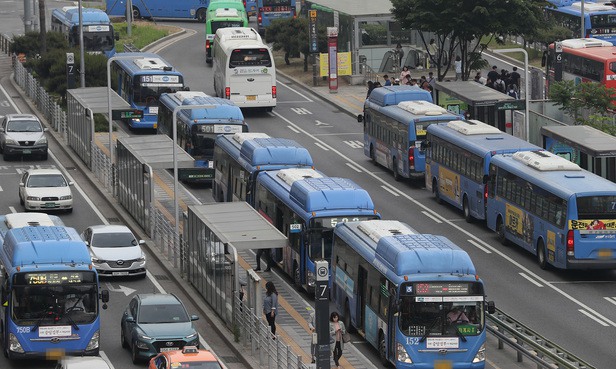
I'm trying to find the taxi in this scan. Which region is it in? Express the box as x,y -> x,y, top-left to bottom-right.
148,346 -> 223,369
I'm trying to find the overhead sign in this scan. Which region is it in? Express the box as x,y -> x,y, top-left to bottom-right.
112,109 -> 144,120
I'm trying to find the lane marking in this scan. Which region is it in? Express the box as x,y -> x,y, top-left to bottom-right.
579,309 -> 610,327
345,162 -> 363,173
421,210 -> 443,224
276,80 -> 314,102
100,351 -> 116,369
8,206 -> 16,213
604,297 -> 616,306
467,239 -> 492,254
287,125 -> 301,133
0,185 -> 3,191
519,273 -> 543,287
314,142 -> 329,151
380,185 -> 399,197
0,83 -> 21,111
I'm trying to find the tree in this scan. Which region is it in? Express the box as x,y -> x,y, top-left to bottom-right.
549,80 -> 616,132
390,0 -> 551,81
11,31 -> 67,57
264,17 -> 327,71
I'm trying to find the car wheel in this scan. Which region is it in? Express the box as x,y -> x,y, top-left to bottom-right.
66,207 -> 73,214
196,8 -> 207,22
378,331 -> 387,365
0,143 -> 3,154
121,326 -> 128,349
3,152 -> 10,161
369,145 -> 377,165
132,6 -> 141,19
131,342 -> 140,364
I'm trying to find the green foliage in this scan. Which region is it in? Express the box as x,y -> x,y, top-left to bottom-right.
264,18 -> 327,65
113,22 -> 170,51
11,31 -> 68,57
94,113 -> 114,132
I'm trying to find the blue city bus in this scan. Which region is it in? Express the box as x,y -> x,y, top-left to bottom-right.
0,226 -> 109,359
359,86 -> 461,181
545,1 -> 616,44
254,168 -> 380,291
106,0 -> 210,22
425,120 -> 540,222
51,7 -> 118,58
158,91 -> 248,182
332,220 -> 495,369
486,150 -> 616,269
111,52 -> 185,130
256,0 -> 296,36
213,133 -> 314,204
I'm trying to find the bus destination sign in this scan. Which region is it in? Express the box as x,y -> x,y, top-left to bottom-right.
18,272 -> 92,285
112,109 -> 143,120
415,282 -> 470,295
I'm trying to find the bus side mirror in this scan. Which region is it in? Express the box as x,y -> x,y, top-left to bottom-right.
486,300 -> 495,314
100,289 -> 109,303
420,141 -> 430,150
482,175 -> 489,185
357,114 -> 363,123
541,51 -> 547,68
115,34 -> 120,41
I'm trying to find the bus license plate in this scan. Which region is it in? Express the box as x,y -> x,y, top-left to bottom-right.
246,95 -> 256,101
598,249 -> 612,258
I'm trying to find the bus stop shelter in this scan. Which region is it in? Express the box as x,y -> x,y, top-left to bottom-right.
434,81 -> 522,133
541,125 -> 616,182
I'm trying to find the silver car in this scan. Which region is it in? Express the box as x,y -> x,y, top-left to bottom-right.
0,114 -> 48,160
81,225 -> 147,278
55,356 -> 112,369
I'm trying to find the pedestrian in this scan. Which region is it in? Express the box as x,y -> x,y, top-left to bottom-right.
427,38 -> 438,67
395,43 -> 405,67
419,75 -> 427,86
263,281 -> 279,337
404,75 -> 412,85
329,311 -> 346,369
474,72 -> 482,84
487,65 -> 500,84
308,311 -> 316,363
255,248 -> 273,272
409,78 -> 418,86
393,78 -> 400,86
399,65 -> 411,82
383,74 -> 391,86
366,80 -> 375,98
454,55 -> 462,81
494,76 -> 506,93
427,71 -> 436,91
507,84 -> 519,99
510,66 -> 521,93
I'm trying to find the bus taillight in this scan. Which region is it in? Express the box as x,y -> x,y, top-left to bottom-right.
206,40 -> 210,50
257,10 -> 262,25
408,148 -> 415,169
225,87 -> 230,99
566,230 -> 574,256
483,184 -> 488,202
272,86 -> 277,98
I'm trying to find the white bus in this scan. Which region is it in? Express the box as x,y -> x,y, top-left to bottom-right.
212,27 -> 276,111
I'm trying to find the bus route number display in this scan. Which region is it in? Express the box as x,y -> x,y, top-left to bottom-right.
24,272 -> 84,285
415,282 -> 469,295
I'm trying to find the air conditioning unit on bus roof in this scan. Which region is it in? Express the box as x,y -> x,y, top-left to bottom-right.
233,132 -> 270,145
276,168 -> 322,186
134,58 -> 171,70
357,220 -> 416,243
512,150 -> 582,171
397,100 -> 449,116
61,6 -> 78,12
215,8 -> 239,17
561,38 -> 613,49
571,2 -> 613,12
173,91 -> 208,102
447,119 -> 501,135
4,212 -> 58,228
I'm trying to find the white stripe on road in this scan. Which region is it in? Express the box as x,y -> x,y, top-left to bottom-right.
467,239 -> 492,254
345,162 -> 363,173
380,185 -> 399,197
287,125 -> 301,133
314,142 -> 330,151
100,351 -> 116,369
519,273 -> 543,287
604,297 -> 616,306
579,309 -> 610,327
421,210 -> 443,223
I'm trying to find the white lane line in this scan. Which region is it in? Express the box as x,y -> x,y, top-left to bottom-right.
146,270 -> 167,294
314,142 -> 330,151
380,185 -> 399,197
0,185 -> 3,191
8,206 -> 16,213
604,297 -> 616,306
421,210 -> 442,224
519,273 -> 543,287
276,80 -> 314,102
467,239 -> 492,254
99,351 -> 116,369
346,162 -> 363,173
271,110 -> 616,327
287,125 -> 301,133
579,309 -> 610,327
0,83 -> 21,112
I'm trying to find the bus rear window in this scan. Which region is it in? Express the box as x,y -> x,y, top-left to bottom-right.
230,49 -> 272,68
577,196 -> 616,219
212,21 -> 243,34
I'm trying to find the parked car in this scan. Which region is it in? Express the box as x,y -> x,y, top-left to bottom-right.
0,114 -> 48,160
55,356 -> 113,369
81,225 -> 147,278
18,168 -> 73,212
148,346 -> 223,369
121,293 -> 199,364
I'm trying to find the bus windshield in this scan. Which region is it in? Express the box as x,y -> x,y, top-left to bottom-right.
229,49 -> 272,68
577,195 -> 616,219
308,229 -> 334,260
399,298 -> 484,337
590,14 -> 616,28
191,133 -> 217,159
211,21 -> 244,34
133,77 -> 183,106
11,284 -> 98,325
82,31 -> 115,52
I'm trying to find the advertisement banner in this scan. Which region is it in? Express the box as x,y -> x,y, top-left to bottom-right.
319,52 -> 352,77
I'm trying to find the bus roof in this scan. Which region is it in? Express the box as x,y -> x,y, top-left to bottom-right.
160,91 -> 244,122
113,52 -> 182,75
372,103 -> 460,125
491,151 -> 616,199
215,27 -> 263,44
258,169 -> 377,215
1,213 -> 64,233
428,120 -> 540,157
540,124 -> 616,157
335,220 -> 477,279
550,2 -> 616,15
0,226 -> 91,268
368,86 -> 433,106
52,7 -> 111,25
550,38 -> 616,60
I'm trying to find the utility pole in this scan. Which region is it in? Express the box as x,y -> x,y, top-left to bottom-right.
38,0 -> 47,54
78,0 -> 85,87
23,0 -> 33,32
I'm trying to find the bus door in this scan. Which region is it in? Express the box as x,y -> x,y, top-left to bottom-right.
387,286 -> 396,361
357,266 -> 367,329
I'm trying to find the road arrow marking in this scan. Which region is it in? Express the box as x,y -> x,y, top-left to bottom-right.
105,282 -> 137,296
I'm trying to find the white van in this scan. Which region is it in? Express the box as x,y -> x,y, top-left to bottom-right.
212,27 -> 276,111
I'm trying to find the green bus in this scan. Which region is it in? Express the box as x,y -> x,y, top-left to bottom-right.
206,0 -> 248,64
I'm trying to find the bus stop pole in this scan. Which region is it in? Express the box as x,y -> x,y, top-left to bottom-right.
493,48 -> 530,141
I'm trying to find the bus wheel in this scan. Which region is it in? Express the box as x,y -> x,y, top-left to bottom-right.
132,6 -> 141,19
463,196 -> 473,223
432,179 -> 442,204
378,331 -> 388,365
496,217 -> 508,246
392,158 -> 400,181
196,8 -> 207,22
537,240 -> 548,270
369,145 -> 377,165
293,262 -> 301,288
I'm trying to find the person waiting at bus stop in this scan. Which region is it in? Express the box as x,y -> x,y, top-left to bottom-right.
255,247 -> 273,272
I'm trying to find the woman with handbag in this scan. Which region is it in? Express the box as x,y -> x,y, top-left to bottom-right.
329,311 -> 347,369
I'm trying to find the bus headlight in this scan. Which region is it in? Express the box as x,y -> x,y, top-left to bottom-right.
472,343 -> 486,363
307,270 -> 315,287
9,333 -> 24,353
86,330 -> 100,350
396,342 -> 412,363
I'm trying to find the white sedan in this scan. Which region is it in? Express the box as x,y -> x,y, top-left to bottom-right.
18,168 -> 73,212
81,225 -> 147,278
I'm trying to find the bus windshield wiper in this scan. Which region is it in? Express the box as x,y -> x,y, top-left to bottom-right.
32,307 -> 57,332
419,316 -> 441,343
57,310 -> 80,331
452,325 -> 467,342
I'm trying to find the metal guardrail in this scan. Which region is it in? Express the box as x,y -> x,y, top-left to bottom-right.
488,308 -> 595,369
0,33 -> 12,55
123,43 -> 140,52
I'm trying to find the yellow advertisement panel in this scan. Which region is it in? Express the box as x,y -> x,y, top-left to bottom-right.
319,52 -> 352,77
505,204 -> 534,244
438,167 -> 460,204
568,219 -> 616,230
546,230 -> 556,263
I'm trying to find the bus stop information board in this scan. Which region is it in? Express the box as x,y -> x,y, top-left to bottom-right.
112,109 -> 144,120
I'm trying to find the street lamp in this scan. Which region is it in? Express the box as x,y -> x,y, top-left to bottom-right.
172,104 -> 214,266
493,48 -> 530,142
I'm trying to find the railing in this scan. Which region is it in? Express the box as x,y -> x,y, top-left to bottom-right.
488,308 -> 595,369
123,43 -> 140,52
0,33 -> 12,55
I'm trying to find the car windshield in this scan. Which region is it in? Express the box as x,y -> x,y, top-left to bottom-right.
27,174 -> 67,188
139,303 -> 189,323
177,362 -> 223,369
91,232 -> 137,248
7,120 -> 42,132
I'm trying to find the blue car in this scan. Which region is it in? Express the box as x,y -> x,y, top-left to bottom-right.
120,293 -> 200,364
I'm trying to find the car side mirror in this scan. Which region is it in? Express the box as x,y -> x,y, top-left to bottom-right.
0,128 -> 4,133
482,175 -> 489,185
125,316 -> 135,323
486,300 -> 495,314
357,114 -> 363,123
43,128 -> 49,132
139,240 -> 145,245
100,289 -> 110,304
68,181 -> 74,186
19,182 -> 24,187
190,315 -> 199,321
84,241 -> 90,246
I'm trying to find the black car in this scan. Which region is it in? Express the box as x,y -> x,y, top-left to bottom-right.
120,293 -> 199,364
